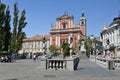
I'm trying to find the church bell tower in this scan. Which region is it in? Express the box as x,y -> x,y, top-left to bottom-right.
80,11 -> 86,40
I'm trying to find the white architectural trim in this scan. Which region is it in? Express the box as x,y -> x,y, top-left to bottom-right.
56,35 -> 58,46
58,34 -> 60,47
50,36 -> 52,45
78,32 -> 80,40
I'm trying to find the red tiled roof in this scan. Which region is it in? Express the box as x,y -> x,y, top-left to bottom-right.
23,35 -> 50,41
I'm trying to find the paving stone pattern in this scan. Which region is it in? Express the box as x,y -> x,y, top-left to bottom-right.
0,57 -> 120,80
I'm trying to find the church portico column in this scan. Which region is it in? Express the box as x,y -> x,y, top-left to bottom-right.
58,34 -> 60,47
78,32 -> 80,40
56,35 -> 58,46
55,34 -> 61,47
50,36 -> 52,45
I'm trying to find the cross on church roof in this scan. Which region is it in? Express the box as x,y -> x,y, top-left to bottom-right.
82,11 -> 85,17
64,11 -> 68,16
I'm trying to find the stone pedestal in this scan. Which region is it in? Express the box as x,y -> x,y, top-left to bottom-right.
41,58 -> 47,70
117,50 -> 120,58
41,56 -> 51,70
66,57 -> 79,71
66,59 -> 74,71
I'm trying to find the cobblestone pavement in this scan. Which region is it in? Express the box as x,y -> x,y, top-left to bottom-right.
0,58 -> 120,80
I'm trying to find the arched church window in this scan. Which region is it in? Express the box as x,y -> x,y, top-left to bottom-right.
63,23 -> 66,29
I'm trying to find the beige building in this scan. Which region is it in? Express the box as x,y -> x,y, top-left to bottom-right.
18,35 -> 50,54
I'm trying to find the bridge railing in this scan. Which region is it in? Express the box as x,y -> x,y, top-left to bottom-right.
96,57 -> 120,70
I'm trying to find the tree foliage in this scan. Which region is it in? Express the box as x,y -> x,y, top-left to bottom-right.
0,3 -> 11,52
3,6 -> 11,51
62,42 -> 70,58
10,3 -> 27,53
49,45 -> 57,53
0,3 -> 6,51
84,37 -> 94,57
0,2 -> 27,54
10,3 -> 19,53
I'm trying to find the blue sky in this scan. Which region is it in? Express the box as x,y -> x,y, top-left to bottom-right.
2,0 -> 120,38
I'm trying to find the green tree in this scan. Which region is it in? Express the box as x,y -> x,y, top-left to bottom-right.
49,45 -> 57,53
0,1 -> 27,54
10,3 -> 18,53
3,6 -> 11,51
84,37 -> 94,57
49,45 -> 60,56
10,3 -> 27,54
0,3 -> 6,51
16,9 -> 27,52
62,42 -> 70,58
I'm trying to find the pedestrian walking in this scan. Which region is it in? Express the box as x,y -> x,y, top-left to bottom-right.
33,53 -> 36,61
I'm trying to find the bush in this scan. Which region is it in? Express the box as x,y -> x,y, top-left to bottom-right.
62,42 -> 70,58
63,46 -> 69,58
